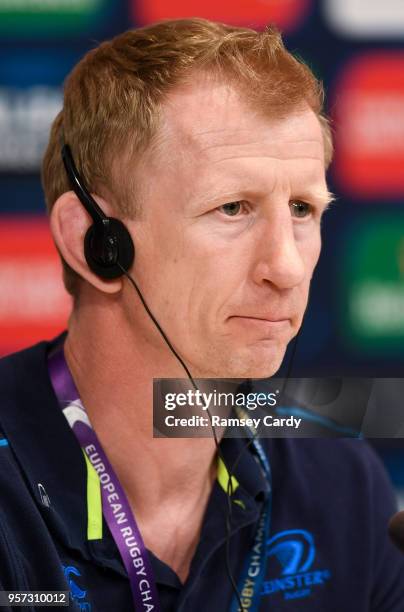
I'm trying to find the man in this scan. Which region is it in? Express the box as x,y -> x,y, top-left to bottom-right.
0,18 -> 403,611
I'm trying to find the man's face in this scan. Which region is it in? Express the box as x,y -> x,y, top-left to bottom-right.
127,78 -> 331,378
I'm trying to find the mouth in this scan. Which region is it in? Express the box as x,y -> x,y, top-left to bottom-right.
228,315 -> 292,334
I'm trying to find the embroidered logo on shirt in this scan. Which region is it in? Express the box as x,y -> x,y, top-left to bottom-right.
261,529 -> 331,602
63,565 -> 92,611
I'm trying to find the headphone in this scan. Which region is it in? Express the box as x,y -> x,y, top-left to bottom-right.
61,144 -> 135,280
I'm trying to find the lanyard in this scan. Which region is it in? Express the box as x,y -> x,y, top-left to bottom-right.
230,422 -> 272,612
48,347 -> 160,612
48,345 -> 272,612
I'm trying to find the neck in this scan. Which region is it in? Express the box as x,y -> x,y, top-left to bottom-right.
64,292 -> 218,518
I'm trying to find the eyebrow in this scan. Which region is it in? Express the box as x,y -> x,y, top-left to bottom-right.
299,188 -> 336,210
190,186 -> 336,212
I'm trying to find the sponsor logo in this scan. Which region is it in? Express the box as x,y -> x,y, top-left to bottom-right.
134,0 -> 311,33
332,53 -> 404,198
0,217 -> 70,356
63,565 -> 91,611
324,0 -> 404,38
261,529 -> 331,601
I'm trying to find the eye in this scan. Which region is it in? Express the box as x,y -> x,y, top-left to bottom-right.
218,201 -> 247,217
289,200 -> 312,219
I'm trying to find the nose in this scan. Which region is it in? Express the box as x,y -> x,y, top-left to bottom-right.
251,215 -> 306,290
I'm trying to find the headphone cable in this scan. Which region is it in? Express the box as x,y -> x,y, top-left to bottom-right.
117,262 -> 245,611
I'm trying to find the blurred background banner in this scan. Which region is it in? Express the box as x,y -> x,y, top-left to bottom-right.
0,0 -> 116,38
2,0 -> 403,374
0,0 -> 403,491
0,216 -> 70,356
134,0 -> 312,31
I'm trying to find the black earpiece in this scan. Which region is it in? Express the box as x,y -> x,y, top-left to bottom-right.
61,144 -> 135,279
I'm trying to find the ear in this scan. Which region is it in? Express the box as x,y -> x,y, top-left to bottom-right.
50,191 -> 123,294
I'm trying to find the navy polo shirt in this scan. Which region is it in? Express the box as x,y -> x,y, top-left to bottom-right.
0,336 -> 404,611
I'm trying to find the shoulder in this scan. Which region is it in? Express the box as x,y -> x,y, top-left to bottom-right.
269,437 -> 390,485
267,437 -> 398,526
0,333 -> 66,400
0,333 -> 69,517
0,338 -> 52,381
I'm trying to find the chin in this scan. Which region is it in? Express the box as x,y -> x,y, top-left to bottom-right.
230,361 -> 282,380
197,343 -> 286,379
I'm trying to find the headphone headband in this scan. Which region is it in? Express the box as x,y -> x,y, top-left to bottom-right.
61,144 -> 107,226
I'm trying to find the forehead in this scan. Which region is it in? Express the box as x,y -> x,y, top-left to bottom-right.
155,76 -> 325,165
139,76 -> 327,209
